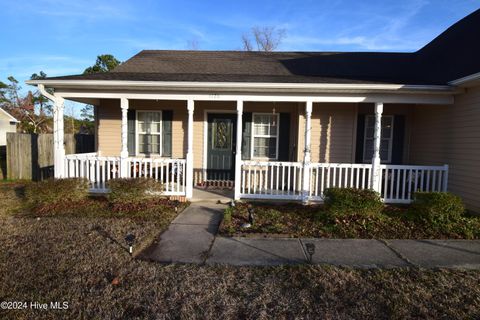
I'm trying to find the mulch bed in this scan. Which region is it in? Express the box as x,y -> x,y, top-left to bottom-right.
220,202 -> 480,239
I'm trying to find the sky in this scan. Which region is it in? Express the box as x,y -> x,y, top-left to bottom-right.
0,0 -> 478,93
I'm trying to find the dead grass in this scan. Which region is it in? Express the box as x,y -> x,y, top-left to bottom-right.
0,186 -> 479,319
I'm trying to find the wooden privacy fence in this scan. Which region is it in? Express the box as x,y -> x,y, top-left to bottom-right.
6,133 -> 94,180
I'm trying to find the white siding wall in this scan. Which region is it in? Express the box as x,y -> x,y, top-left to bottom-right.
0,119 -> 17,146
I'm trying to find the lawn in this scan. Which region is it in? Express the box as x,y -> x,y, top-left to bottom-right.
0,183 -> 479,319
220,202 -> 480,239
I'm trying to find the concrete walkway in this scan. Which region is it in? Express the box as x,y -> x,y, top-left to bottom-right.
144,202 -> 225,264
144,203 -> 480,269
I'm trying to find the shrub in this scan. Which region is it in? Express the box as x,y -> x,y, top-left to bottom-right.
107,178 -> 163,203
223,206 -> 233,224
323,187 -> 383,218
25,178 -> 89,206
409,192 -> 465,227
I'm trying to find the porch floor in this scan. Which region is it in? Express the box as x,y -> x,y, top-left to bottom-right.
192,187 -> 233,203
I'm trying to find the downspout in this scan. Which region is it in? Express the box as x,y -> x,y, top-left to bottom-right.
38,84 -> 56,102
38,84 -> 65,178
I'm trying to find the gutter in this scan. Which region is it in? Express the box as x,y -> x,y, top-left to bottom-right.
37,84 -> 57,102
26,79 -> 456,94
448,72 -> 480,87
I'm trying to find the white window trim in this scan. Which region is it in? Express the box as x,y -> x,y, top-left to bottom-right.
363,115 -> 394,163
251,112 -> 280,160
135,110 -> 163,156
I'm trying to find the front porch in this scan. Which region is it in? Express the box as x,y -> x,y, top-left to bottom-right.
45,89 -> 452,204
64,153 -> 448,203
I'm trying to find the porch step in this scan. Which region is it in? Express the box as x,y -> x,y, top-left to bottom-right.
197,180 -> 234,189
192,187 -> 233,203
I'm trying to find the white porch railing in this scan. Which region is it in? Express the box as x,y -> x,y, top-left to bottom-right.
240,161 -> 304,200
379,164 -> 449,203
126,157 -> 186,195
64,154 -> 186,196
64,154 -> 120,190
309,163 -> 372,200
240,160 -> 449,203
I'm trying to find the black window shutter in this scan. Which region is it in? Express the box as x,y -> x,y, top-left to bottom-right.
391,115 -> 405,164
241,112 -> 252,160
355,114 -> 365,163
278,113 -> 290,161
127,109 -> 136,156
162,110 -> 173,157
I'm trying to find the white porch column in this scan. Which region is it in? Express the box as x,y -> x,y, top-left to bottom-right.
234,100 -> 243,200
120,98 -> 129,178
186,99 -> 194,199
302,100 -> 313,203
53,96 -> 65,178
370,102 -> 384,192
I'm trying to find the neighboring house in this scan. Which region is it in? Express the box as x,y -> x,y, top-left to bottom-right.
0,108 -> 18,146
27,9 -> 480,212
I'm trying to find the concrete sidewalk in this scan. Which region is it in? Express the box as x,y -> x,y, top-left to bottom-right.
143,203 -> 480,269
206,237 -> 480,268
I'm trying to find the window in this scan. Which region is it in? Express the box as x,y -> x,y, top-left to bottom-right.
137,111 -> 162,155
251,113 -> 279,159
212,119 -> 232,150
363,115 -> 394,163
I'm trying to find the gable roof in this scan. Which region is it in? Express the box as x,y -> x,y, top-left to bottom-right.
34,8 -> 480,87
0,108 -> 19,123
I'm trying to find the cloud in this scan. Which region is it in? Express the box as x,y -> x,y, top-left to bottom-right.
282,0 -> 431,51
0,55 -> 90,89
13,0 -> 135,20
283,34 -> 422,51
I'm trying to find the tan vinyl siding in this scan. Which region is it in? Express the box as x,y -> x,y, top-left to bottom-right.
298,103 -> 357,163
97,99 -> 121,156
409,86 -> 480,212
97,99 -> 186,158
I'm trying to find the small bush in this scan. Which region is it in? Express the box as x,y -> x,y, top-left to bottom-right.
107,178 -> 163,203
223,206 -> 233,224
409,192 -> 465,227
25,178 -> 89,206
323,187 -> 383,218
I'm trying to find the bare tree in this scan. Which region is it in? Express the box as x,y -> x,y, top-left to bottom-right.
186,39 -> 200,50
242,26 -> 286,51
241,34 -> 253,51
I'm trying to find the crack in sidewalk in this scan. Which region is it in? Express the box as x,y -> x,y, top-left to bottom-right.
377,239 -> 417,267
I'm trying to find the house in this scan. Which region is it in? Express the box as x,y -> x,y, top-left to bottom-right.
27,9 -> 480,212
0,108 -> 18,146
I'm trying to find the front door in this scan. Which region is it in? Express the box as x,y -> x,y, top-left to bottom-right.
207,113 -> 236,181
